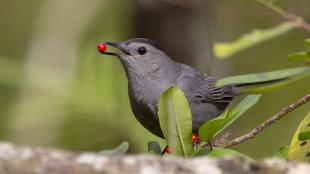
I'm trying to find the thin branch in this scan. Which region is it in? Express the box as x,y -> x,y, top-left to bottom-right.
222,93 -> 310,148
158,0 -> 203,9
256,0 -> 310,32
256,0 -> 287,16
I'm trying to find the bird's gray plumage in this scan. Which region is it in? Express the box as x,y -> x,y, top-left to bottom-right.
100,38 -> 254,138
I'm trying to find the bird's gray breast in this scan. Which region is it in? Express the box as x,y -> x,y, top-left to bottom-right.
127,73 -> 169,137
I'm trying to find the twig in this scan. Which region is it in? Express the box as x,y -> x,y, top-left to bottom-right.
256,0 -> 310,32
222,93 -> 310,148
158,0 -> 203,9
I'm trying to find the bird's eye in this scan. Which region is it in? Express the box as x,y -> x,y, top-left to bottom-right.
138,47 -> 147,55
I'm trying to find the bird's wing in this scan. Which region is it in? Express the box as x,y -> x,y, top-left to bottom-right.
176,63 -> 235,104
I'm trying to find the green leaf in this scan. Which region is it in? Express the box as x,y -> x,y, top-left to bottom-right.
298,131 -> 310,141
208,147 -> 252,160
305,39 -> 310,51
288,39 -> 310,62
98,141 -> 129,155
288,52 -> 310,62
198,95 -> 261,141
288,112 -> 310,162
148,141 -> 162,154
275,146 -> 289,159
213,22 -> 295,59
190,148 -> 211,157
158,86 -> 193,156
216,67 -> 310,92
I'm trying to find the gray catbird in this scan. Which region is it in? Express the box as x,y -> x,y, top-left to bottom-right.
98,38 -> 281,138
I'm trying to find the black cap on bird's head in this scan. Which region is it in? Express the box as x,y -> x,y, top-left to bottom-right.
98,38 -> 174,77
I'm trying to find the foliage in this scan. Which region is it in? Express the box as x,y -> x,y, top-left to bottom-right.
288,39 -> 310,62
287,112 -> 310,162
156,86 -> 258,158
213,22 -> 295,59
99,141 -> 129,155
158,86 -> 193,156
216,66 -> 310,92
275,146 -> 289,159
198,95 -> 261,141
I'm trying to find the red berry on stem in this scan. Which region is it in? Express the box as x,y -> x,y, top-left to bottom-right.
192,133 -> 199,142
165,146 -> 171,154
97,42 -> 107,53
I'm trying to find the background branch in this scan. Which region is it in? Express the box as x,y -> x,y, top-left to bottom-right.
256,0 -> 310,32
222,93 -> 310,148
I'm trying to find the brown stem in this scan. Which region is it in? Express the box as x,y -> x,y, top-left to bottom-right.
256,0 -> 310,33
222,93 -> 310,148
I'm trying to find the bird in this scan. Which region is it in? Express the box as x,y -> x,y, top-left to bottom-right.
97,38 -> 283,138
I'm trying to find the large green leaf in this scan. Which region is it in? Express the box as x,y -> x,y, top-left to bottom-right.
198,95 -> 261,141
208,148 -> 252,160
216,67 -> 310,92
213,22 -> 295,59
98,141 -> 129,156
288,112 -> 310,162
158,86 -> 193,156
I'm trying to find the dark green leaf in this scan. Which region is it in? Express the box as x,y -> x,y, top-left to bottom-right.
216,67 -> 310,92
99,141 -> 129,155
158,86 -> 193,156
208,147 -> 252,160
298,131 -> 310,141
275,146 -> 289,159
198,95 -> 261,141
148,141 -> 162,154
213,22 -> 295,59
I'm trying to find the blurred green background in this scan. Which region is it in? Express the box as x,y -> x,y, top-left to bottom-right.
0,0 -> 309,158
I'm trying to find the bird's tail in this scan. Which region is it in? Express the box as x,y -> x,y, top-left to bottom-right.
229,77 -> 291,95
218,66 -> 310,95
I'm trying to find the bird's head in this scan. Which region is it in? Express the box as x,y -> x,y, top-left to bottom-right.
98,38 -> 172,74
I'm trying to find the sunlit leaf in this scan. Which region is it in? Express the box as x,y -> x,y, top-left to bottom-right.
99,141 -> 129,155
288,52 -> 310,62
208,147 -> 252,160
213,22 -> 295,59
198,95 -> 261,141
275,146 -> 289,159
288,112 -> 310,162
288,39 -> 310,62
148,141 -> 162,154
158,86 -> 193,156
305,39 -> 310,51
216,67 -> 310,93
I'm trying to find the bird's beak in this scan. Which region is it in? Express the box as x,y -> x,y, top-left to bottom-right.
101,42 -> 130,56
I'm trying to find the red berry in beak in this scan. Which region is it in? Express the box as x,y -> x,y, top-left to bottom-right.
97,42 -> 107,53
165,146 -> 171,154
192,133 -> 199,142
